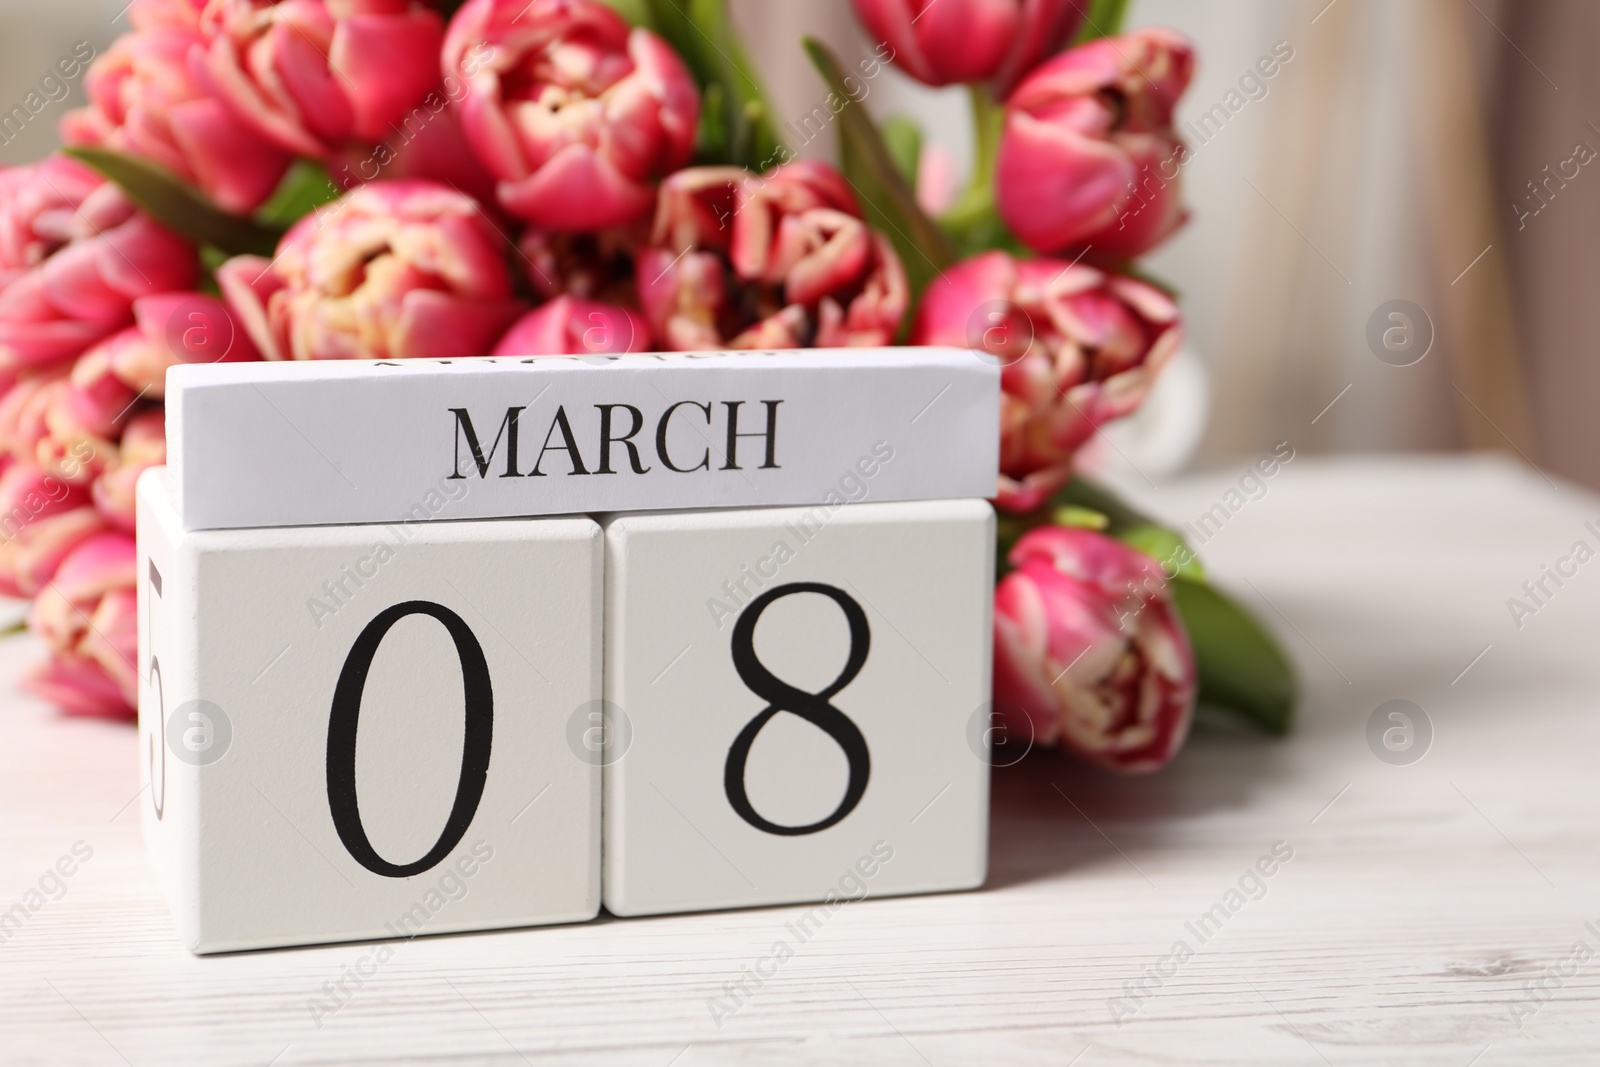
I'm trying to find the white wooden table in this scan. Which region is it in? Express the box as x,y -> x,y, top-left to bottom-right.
3,455 -> 1597,1066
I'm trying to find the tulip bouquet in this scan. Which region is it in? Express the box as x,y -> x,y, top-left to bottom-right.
0,0 -> 1292,771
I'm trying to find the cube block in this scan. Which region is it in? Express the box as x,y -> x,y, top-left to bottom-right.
601,498 -> 995,916
136,470 -> 602,953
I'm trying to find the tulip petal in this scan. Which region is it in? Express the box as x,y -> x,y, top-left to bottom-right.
217,255 -> 289,361
392,290 -> 524,360
167,97 -> 292,214
331,10 -> 446,142
498,143 -> 656,230
22,652 -> 133,717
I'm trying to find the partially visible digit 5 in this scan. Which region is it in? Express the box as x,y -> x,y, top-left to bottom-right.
148,560 -> 165,820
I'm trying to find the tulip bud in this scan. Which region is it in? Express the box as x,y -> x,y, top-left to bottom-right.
218,180 -> 525,361
443,0 -> 700,230
0,160 -> 199,372
0,461 -> 102,598
912,251 -> 1180,512
994,526 -> 1196,772
25,531 -> 138,717
851,0 -> 1087,94
93,410 -> 167,533
639,162 -> 909,350
61,18 -> 292,212
100,292 -> 262,398
997,28 -> 1194,258
200,0 -> 446,161
0,157 -> 103,291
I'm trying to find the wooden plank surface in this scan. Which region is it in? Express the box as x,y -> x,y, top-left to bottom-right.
2,455 -> 1597,1065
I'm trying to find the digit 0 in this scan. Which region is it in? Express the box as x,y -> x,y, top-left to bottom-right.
326,601 -> 494,877
725,583 -> 871,836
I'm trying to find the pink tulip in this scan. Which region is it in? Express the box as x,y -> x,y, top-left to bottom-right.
852,0 -> 1086,94
200,0 -> 446,160
994,526 -> 1196,772
61,19 -> 293,212
638,162 -> 909,350
343,102 -> 500,208
0,372 -> 66,469
24,531 -> 138,718
87,291 -> 263,401
20,294 -> 198,490
0,156 -> 103,290
218,180 -> 525,360
0,159 -> 200,372
93,411 -> 167,533
0,371 -> 108,489
0,460 -> 104,598
23,650 -> 135,719
29,296 -> 223,504
492,296 -> 649,356
912,251 -> 1180,512
443,0 -> 699,229
997,28 -> 1194,258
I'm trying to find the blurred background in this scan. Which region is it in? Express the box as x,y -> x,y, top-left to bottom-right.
4,0 -> 1589,484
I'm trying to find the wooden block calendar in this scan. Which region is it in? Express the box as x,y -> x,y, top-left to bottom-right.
138,348 -> 1000,952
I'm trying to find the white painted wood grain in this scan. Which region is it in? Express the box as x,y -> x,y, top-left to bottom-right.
2,455 -> 1598,1066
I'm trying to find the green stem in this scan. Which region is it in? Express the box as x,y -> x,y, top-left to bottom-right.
1072,0 -> 1132,43
939,85 -> 1007,248
968,84 -> 1003,188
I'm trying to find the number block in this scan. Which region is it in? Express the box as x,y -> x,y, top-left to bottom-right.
136,469 -> 601,953
602,499 -> 994,916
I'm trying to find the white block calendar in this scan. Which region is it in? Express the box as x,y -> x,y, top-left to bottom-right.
600,499 -> 995,916
166,348 -> 999,531
140,343 -> 1003,952
137,470 -> 601,953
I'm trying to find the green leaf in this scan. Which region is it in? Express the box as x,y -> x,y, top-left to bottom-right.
65,145 -> 283,258
1056,477 -> 1161,533
1171,577 -> 1297,735
256,160 -> 340,230
879,115 -> 923,189
803,37 -> 957,304
646,0 -> 782,171
1116,523 -> 1206,580
598,0 -> 655,27
1072,0 -> 1132,43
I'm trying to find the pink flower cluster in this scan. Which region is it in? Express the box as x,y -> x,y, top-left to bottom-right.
1,0 -> 1202,769
855,2 -> 1200,769
0,157 -> 202,715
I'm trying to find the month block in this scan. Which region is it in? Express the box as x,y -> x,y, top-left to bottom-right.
136,469 -> 601,953
601,498 -> 994,916
166,348 -> 998,530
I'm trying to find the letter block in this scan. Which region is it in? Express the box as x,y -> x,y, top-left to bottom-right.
601,499 -> 994,916
136,470 -> 601,953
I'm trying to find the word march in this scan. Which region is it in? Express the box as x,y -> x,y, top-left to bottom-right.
449,399 -> 783,480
